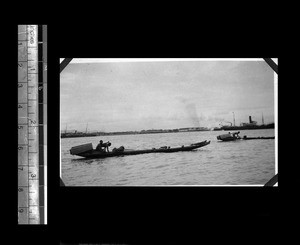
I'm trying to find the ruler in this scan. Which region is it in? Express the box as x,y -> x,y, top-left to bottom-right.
18,25 -> 47,224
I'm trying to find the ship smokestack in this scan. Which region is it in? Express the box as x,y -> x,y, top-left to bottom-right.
249,116 -> 252,123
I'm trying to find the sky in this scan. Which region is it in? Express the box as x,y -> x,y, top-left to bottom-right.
60,59 -> 276,132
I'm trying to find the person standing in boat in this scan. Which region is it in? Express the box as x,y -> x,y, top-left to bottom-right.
232,131 -> 240,139
105,141 -> 111,152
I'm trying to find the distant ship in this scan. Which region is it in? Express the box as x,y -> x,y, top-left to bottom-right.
214,116 -> 275,131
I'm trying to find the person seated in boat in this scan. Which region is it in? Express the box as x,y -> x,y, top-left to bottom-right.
96,140 -> 105,152
112,146 -> 125,152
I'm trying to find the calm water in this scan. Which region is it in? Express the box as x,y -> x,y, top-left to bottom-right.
61,129 -> 276,186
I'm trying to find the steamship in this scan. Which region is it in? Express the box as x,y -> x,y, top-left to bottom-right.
214,116 -> 274,131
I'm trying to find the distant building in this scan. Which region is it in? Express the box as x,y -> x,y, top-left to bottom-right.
178,127 -> 209,132
178,128 -> 190,132
61,130 -> 78,134
144,129 -> 163,133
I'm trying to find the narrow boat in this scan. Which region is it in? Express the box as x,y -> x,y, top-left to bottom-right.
242,136 -> 275,140
217,132 -> 275,141
70,140 -> 211,159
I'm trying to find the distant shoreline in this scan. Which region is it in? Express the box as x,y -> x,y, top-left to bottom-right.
61,129 -> 209,138
60,126 -> 274,139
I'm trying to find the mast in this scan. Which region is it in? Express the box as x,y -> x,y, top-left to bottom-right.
262,113 -> 264,125
232,112 -> 235,126
65,123 -> 67,133
85,123 -> 88,134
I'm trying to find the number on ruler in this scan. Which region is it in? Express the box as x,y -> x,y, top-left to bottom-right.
18,83 -> 23,88
18,188 -> 23,192
18,104 -> 23,108
29,119 -> 36,125
18,167 -> 24,171
18,146 -> 23,150
29,30 -> 35,44
18,126 -> 23,129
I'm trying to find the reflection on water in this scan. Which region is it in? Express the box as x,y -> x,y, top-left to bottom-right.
61,129 -> 275,186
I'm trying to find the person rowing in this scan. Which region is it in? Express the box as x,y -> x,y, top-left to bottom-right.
232,131 -> 240,139
96,140 -> 111,152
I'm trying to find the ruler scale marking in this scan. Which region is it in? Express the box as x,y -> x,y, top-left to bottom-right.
18,25 -> 46,225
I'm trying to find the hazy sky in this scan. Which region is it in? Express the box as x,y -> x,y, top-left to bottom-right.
60,59 -> 275,132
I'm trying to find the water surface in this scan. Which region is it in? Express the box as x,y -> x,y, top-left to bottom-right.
61,129 -> 275,186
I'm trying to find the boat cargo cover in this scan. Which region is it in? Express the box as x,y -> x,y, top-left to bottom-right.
70,143 -> 93,155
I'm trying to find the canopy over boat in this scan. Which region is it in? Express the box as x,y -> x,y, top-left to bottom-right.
70,140 -> 211,159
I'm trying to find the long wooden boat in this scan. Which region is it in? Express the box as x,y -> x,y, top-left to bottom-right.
70,140 -> 211,159
242,136 -> 275,140
217,132 -> 275,141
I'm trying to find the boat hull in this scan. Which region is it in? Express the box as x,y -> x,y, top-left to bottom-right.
217,132 -> 275,141
243,136 -> 275,140
72,140 -> 210,159
217,132 -> 241,141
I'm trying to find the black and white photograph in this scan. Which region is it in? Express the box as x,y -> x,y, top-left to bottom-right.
10,19 -> 287,245
60,58 -> 277,186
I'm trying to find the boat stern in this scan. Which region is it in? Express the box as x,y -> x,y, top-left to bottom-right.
70,143 -> 93,155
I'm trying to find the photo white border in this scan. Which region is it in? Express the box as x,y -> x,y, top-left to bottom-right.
61,58 -> 266,63
59,58 -> 278,187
